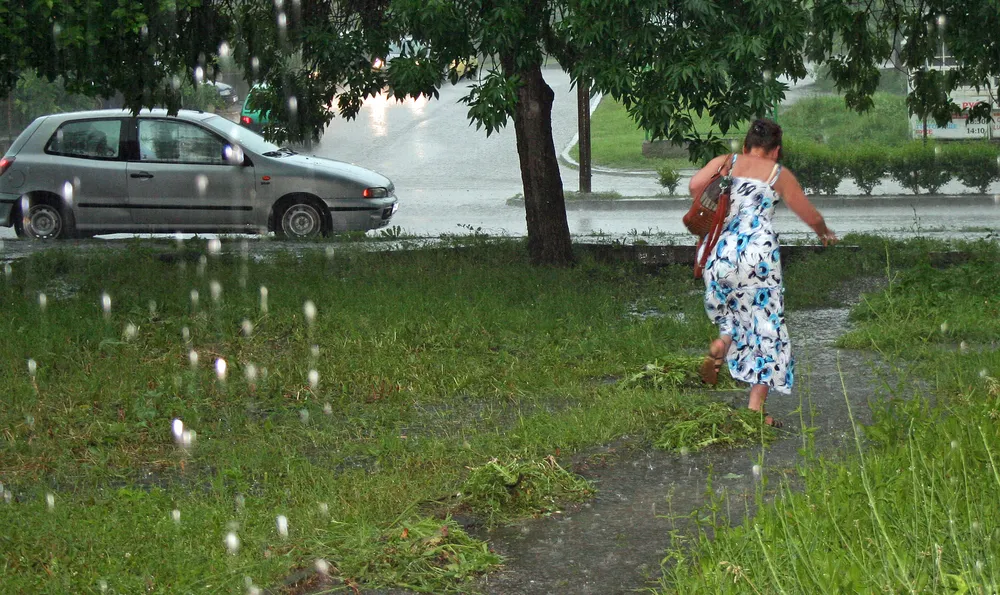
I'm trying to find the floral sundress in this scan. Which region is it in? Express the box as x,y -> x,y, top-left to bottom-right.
703,158 -> 794,393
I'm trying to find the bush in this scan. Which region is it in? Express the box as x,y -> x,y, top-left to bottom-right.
942,142 -> 1000,194
783,140 -> 844,195
844,143 -> 886,195
657,166 -> 681,194
888,143 -> 952,194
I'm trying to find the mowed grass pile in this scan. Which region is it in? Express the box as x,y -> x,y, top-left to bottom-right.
0,237 -> 754,593
659,239 -> 1000,594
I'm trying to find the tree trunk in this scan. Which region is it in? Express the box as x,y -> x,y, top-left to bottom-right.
506,58 -> 575,266
577,76 -> 592,194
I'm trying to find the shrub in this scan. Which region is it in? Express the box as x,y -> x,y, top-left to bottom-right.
942,142 -> 1000,194
844,143 -> 887,195
888,143 -> 952,194
783,140 -> 844,195
657,165 -> 681,195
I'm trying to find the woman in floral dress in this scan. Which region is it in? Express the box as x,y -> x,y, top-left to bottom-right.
689,119 -> 837,426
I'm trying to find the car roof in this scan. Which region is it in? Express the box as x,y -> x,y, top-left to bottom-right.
37,109 -> 219,124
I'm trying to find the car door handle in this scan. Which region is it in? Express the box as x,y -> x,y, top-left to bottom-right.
130,172 -> 154,179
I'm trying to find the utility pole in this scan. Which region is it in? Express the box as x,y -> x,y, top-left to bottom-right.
577,76 -> 592,194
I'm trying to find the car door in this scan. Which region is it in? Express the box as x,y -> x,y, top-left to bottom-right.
127,117 -> 256,231
41,117 -> 130,230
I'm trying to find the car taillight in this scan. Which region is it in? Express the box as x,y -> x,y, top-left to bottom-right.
240,116 -> 252,125
0,157 -> 12,176
363,187 -> 389,199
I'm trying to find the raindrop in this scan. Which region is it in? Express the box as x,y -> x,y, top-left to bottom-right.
219,42 -> 231,57
194,66 -> 205,84
148,300 -> 157,317
318,502 -> 329,515
189,350 -> 199,368
197,255 -> 207,278
245,363 -> 258,383
195,175 -> 209,196
172,419 -> 184,441
235,494 -> 246,509
260,286 -> 269,312
101,292 -> 112,316
960,341 -> 969,352
172,509 -> 181,523
181,429 -> 196,447
175,232 -> 185,247
752,464 -> 762,479
325,246 -> 335,260
315,559 -> 329,575
3,491 -> 12,504
276,514 -> 289,537
277,12 -> 288,31
210,280 -> 222,303
240,239 -> 250,259
951,440 -> 959,450
729,139 -> 739,152
53,22 -> 62,38
251,57 -> 260,77
140,24 -> 148,39
224,145 -> 244,164
308,369 -> 319,389
763,69 -> 773,82
299,408 -> 309,423
46,493 -> 55,511
303,300 -> 317,325
38,293 -> 47,312
940,321 -> 949,333
323,403 -> 333,415
62,181 -> 74,205
191,289 -> 200,308
182,327 -> 191,343
976,560 -> 984,573
274,0 -> 284,8
171,75 -> 181,91
99,579 -> 108,593
27,358 -> 37,377
247,586 -> 262,595
124,323 -> 138,340
310,345 -> 320,359
934,145 -> 942,156
287,95 -> 298,116
207,238 -> 222,255
241,319 -> 254,337
3,264 -> 10,279
216,358 -> 228,381
22,414 -> 31,427
981,369 -> 990,378
993,194 -> 1000,205
224,531 -> 240,554
936,14 -> 947,28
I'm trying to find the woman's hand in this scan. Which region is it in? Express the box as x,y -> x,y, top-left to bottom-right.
819,229 -> 838,247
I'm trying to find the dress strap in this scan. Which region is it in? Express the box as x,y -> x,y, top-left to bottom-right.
766,163 -> 781,186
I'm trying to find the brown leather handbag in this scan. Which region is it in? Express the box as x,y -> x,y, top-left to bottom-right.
684,154 -> 735,278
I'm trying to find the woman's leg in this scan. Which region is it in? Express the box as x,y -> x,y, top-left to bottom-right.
700,335 -> 732,385
748,384 -> 780,426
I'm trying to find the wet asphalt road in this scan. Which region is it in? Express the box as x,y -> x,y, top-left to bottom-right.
1,66 -> 998,246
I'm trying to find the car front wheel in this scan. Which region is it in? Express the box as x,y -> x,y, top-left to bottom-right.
16,200 -> 73,240
278,200 -> 325,239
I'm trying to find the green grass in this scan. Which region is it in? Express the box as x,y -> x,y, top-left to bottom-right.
582,87 -> 910,171
657,239 -> 1000,594
1,236 -> 807,593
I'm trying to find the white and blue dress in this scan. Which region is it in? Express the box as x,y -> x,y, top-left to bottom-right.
703,157 -> 794,394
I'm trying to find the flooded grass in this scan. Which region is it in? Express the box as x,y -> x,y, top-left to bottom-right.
658,240 -> 1000,594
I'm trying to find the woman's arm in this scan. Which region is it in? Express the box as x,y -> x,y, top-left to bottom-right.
688,154 -> 730,199
774,168 -> 838,246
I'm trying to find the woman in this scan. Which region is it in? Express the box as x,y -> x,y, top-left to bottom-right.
689,119 -> 837,427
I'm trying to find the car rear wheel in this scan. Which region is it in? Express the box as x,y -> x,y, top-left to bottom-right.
15,199 -> 74,240
278,200 -> 325,239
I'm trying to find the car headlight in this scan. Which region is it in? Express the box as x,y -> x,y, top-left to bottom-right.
362,187 -> 389,198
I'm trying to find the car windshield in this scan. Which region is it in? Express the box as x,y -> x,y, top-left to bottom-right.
202,115 -> 284,156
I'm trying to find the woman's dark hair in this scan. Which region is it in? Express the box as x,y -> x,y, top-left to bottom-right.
743,118 -> 782,157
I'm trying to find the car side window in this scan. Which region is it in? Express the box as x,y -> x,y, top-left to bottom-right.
46,119 -> 122,159
138,120 -> 227,164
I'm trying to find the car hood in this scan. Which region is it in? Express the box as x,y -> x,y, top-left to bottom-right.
275,154 -> 393,191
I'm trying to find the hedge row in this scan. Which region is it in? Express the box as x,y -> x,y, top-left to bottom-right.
782,140 -> 1000,195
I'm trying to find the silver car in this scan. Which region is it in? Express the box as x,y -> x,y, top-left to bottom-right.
0,109 -> 399,239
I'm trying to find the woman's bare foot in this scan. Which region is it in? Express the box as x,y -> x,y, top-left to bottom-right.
764,415 -> 783,428
699,338 -> 727,385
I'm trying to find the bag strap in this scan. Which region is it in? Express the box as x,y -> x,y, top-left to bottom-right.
693,184 -> 732,279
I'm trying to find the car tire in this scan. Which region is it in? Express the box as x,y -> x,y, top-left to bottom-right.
14,198 -> 75,240
277,199 -> 326,239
